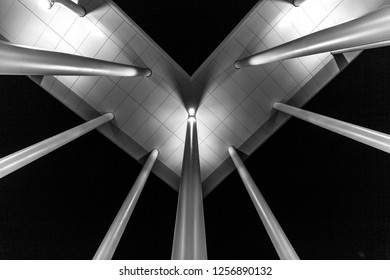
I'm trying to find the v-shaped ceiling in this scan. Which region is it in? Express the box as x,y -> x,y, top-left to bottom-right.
0,0 -> 387,195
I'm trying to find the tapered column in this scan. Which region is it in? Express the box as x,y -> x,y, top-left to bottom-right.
235,6 -> 390,68
293,0 -> 306,7
93,149 -> 159,260
50,0 -> 86,17
0,113 -> 114,179
171,116 -> 207,260
332,39 -> 390,55
274,102 -> 390,153
228,147 -> 299,260
0,41 -> 151,77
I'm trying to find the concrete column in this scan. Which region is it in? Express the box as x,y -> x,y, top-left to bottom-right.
49,0 -> 86,17
228,147 -> 299,260
235,6 -> 390,68
0,41 -> 151,77
171,116 -> 207,260
274,102 -> 390,153
0,113 -> 114,179
293,0 -> 306,7
93,149 -> 159,260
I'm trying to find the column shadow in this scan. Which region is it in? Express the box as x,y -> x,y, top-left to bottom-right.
78,0 -> 105,14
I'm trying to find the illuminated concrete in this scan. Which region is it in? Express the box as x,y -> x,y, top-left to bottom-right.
332,39 -> 390,55
293,0 -> 306,7
93,149 -> 159,260
50,0 -> 86,17
228,147 -> 299,260
274,102 -> 390,154
235,6 -> 390,68
0,113 -> 114,179
0,41 -> 152,77
171,117 -> 207,260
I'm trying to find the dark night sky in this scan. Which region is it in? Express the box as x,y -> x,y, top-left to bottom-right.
0,1 -> 389,260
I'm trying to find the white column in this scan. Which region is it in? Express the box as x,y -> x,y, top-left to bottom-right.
274,102 -> 390,153
235,6 -> 390,68
0,113 -> 114,179
49,0 -> 86,17
293,0 -> 306,7
332,39 -> 390,55
0,41 -> 152,77
171,116 -> 207,260
228,147 -> 299,260
93,149 -> 159,260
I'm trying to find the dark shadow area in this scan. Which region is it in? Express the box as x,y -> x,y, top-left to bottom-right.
333,53 -> 349,70
78,0 -> 105,14
115,0 -> 260,75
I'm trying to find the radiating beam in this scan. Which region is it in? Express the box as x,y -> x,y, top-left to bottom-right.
49,0 -> 86,17
274,102 -> 390,153
0,41 -> 152,77
332,39 -> 390,55
171,116 -> 207,260
228,147 -> 299,260
93,149 -> 159,260
0,113 -> 114,179
235,6 -> 390,68
293,0 -> 306,7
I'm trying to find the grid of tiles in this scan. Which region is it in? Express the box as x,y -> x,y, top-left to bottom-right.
1,0 -> 388,193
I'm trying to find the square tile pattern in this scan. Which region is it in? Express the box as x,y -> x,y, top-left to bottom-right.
1,0 -> 389,194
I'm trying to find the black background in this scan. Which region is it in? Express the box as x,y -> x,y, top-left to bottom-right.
0,0 -> 389,259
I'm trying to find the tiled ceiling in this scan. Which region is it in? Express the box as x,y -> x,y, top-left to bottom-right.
1,0 -> 389,195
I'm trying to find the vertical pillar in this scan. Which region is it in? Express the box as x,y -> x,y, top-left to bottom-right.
235,6 -> 390,67
0,113 -> 114,179
171,116 -> 207,260
93,149 -> 159,260
0,41 -> 152,77
48,0 -> 86,17
293,0 -> 306,7
274,102 -> 390,153
228,147 -> 299,260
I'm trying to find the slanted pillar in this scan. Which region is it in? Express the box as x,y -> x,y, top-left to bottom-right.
171,115 -> 207,260
0,113 -> 114,179
228,147 -> 299,260
332,39 -> 390,55
274,102 -> 390,153
48,0 -> 86,17
235,6 -> 390,68
0,41 -> 152,77
293,0 -> 306,7
93,149 -> 159,260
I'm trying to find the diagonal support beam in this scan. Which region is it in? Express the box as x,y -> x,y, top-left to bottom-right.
48,0 -> 86,17
274,102 -> 390,153
0,41 -> 152,77
93,149 -> 159,260
0,113 -> 114,179
228,147 -> 299,260
332,39 -> 390,55
235,6 -> 390,68
171,116 -> 207,260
